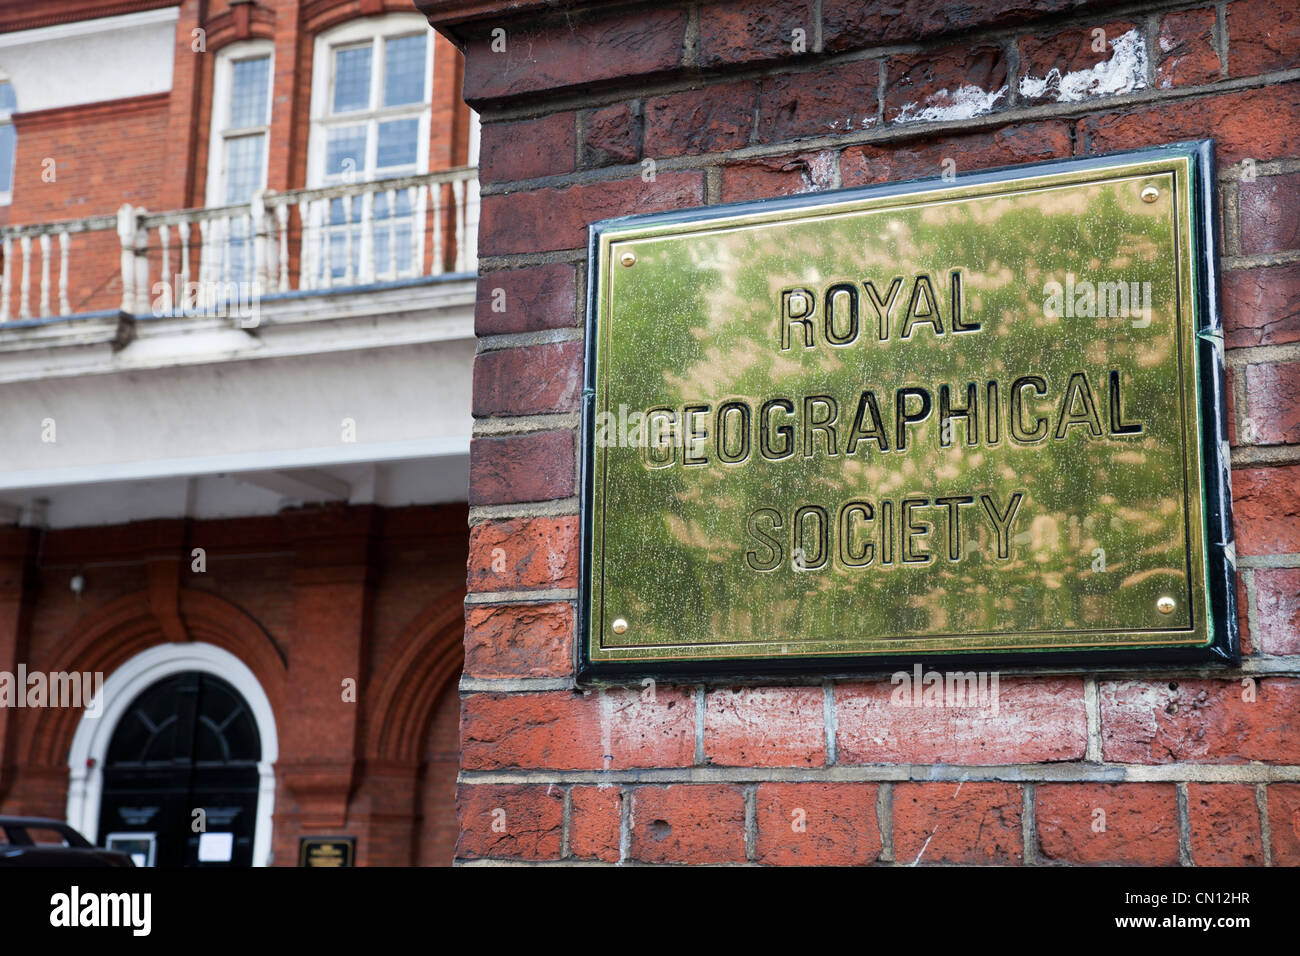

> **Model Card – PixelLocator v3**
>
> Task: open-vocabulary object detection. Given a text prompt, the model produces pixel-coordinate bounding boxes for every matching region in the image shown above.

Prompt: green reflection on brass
[588,156,1209,663]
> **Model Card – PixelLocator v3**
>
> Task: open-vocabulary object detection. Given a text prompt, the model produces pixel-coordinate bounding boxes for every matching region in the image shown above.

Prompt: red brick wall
[440,0,1300,865]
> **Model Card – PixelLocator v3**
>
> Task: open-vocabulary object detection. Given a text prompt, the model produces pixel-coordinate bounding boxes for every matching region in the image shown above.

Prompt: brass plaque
[299,837,355,867]
[580,145,1235,674]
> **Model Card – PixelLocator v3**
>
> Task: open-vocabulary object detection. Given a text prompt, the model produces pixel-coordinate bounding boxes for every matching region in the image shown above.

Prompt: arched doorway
[67,642,278,866]
[96,671,261,867]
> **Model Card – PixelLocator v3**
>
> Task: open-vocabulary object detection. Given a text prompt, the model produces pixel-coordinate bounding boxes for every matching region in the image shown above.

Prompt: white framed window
[0,79,17,205]
[205,40,274,208]
[307,14,434,283]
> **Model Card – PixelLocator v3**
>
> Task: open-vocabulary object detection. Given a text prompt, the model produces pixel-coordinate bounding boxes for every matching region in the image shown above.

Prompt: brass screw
[620,251,636,267]
[612,618,629,634]
[1141,185,1160,204]
[1157,596,1176,614]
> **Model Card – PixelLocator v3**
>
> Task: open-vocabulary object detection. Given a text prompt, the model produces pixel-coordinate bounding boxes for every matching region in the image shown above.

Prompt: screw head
[1141,185,1160,204]
[611,617,629,634]
[620,251,636,267]
[1157,596,1176,614]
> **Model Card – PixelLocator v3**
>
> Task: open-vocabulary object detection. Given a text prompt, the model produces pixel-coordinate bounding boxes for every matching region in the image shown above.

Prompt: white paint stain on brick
[799,152,836,192]
[894,83,1008,124]
[1019,28,1148,103]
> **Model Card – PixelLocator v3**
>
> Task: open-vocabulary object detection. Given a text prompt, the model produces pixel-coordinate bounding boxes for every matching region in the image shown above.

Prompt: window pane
[229,56,270,129]
[325,125,367,179]
[0,124,14,194]
[383,34,426,106]
[376,118,419,170]
[224,133,265,204]
[0,82,16,114]
[332,45,372,113]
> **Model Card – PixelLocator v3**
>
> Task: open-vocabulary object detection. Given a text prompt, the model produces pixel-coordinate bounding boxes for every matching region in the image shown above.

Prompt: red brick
[756,61,879,142]
[456,784,563,860]
[1255,568,1300,655]
[475,263,577,336]
[1243,362,1300,444]
[582,103,641,167]
[886,44,1008,124]
[1018,21,1144,104]
[461,687,695,770]
[1267,783,1300,864]
[842,121,1074,186]
[823,0,1072,51]
[893,782,1022,865]
[467,516,579,592]
[473,342,583,417]
[469,430,574,506]
[704,687,825,768]
[720,150,835,203]
[464,602,574,678]
[1226,365,1239,446]
[1082,85,1300,164]
[1099,678,1300,763]
[478,170,705,255]
[478,112,576,184]
[1222,262,1300,348]
[1234,464,1300,555]
[1187,784,1264,865]
[643,81,757,159]
[569,785,621,862]
[1228,0,1300,76]
[835,677,1087,764]
[629,785,746,863]
[461,9,688,103]
[755,783,881,865]
[697,0,815,69]
[1156,8,1221,88]
[1237,571,1253,655]
[1239,172,1300,256]
[1036,784,1180,865]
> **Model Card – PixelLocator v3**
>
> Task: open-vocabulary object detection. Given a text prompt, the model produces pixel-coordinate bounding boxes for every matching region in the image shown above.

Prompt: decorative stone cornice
[413,0,606,44]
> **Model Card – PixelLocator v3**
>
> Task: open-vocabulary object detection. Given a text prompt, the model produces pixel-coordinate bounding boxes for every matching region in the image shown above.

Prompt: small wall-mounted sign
[580,142,1235,677]
[299,836,355,867]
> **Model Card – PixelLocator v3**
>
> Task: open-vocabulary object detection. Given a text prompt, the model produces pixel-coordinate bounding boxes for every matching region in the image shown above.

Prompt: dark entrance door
[97,671,261,867]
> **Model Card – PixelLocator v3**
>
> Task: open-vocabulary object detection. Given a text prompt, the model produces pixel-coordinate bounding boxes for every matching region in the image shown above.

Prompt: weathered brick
[479,170,705,255]
[469,430,574,505]
[1239,171,1300,256]
[629,785,746,863]
[569,785,622,862]
[755,783,881,865]
[475,263,578,336]
[756,61,879,142]
[1099,678,1300,763]
[823,0,1072,51]
[720,151,835,203]
[842,121,1074,185]
[643,81,757,158]
[473,342,584,417]
[1082,85,1300,163]
[1222,262,1300,348]
[461,688,695,770]
[467,516,579,592]
[1036,784,1180,865]
[1156,8,1221,88]
[1234,464,1300,555]
[1228,0,1300,76]
[704,687,825,767]
[1243,362,1300,444]
[1018,21,1145,104]
[1255,568,1300,655]
[461,9,688,103]
[1237,571,1253,656]
[478,112,575,183]
[464,602,574,678]
[456,784,563,860]
[697,0,815,69]
[582,102,642,167]
[835,677,1087,764]
[1187,784,1264,865]
[1267,783,1300,864]
[886,44,1008,124]
[893,782,1023,865]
